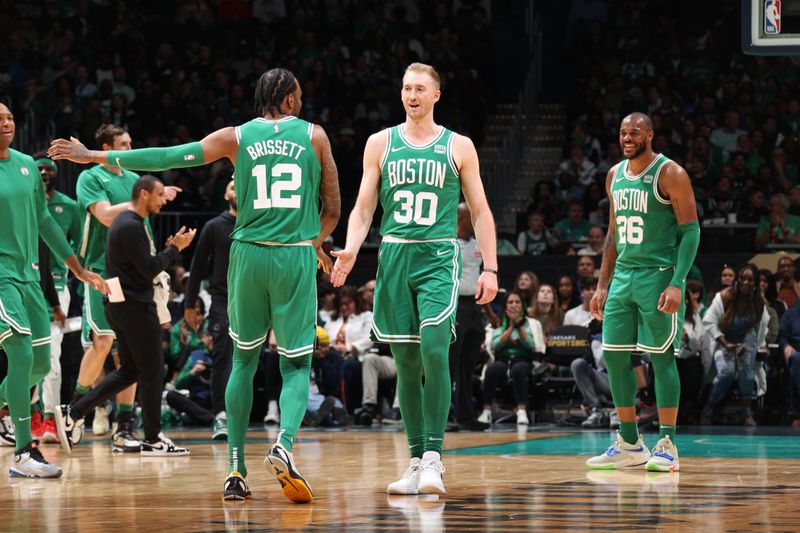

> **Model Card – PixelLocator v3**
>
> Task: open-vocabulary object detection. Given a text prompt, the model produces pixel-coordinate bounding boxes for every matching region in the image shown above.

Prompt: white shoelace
[421,460,445,474]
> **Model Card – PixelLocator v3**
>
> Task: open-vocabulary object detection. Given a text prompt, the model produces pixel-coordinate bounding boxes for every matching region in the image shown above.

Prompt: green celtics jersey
[610,154,678,269]
[379,125,460,240]
[232,116,321,244]
[47,190,81,287]
[76,164,142,271]
[0,149,56,282]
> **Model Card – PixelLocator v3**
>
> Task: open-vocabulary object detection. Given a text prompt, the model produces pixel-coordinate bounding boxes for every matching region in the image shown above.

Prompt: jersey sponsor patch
[434,145,446,155]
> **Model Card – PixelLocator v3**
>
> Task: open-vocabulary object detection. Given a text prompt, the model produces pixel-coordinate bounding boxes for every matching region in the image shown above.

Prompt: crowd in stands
[3,0,495,235]
[4,0,800,442]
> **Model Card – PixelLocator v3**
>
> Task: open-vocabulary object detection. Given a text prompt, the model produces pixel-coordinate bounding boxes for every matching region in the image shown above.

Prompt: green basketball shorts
[81,271,115,347]
[0,280,52,347]
[601,267,683,354]
[228,240,317,357]
[372,238,461,344]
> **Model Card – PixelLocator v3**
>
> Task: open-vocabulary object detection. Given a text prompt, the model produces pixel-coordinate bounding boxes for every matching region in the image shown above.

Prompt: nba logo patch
[765,0,781,34]
[55,206,63,214]
[20,167,29,176]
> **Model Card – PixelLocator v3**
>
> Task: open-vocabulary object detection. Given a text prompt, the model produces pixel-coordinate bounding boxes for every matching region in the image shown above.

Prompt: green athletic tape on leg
[225,345,261,478]
[602,350,638,409]
[650,352,680,409]
[392,343,424,458]
[107,142,205,172]
[669,221,700,290]
[420,323,451,454]
[76,384,91,395]
[277,355,312,452]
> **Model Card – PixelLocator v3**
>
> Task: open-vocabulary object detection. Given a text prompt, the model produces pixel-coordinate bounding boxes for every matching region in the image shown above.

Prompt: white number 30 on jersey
[252,163,301,209]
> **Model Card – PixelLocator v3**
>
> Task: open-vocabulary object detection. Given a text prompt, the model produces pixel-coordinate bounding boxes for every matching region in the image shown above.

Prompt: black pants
[208,305,232,415]
[449,296,484,422]
[482,359,533,407]
[166,390,214,425]
[72,300,165,442]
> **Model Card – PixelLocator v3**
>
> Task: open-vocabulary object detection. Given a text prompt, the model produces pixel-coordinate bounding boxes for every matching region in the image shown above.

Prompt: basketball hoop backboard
[742,0,800,55]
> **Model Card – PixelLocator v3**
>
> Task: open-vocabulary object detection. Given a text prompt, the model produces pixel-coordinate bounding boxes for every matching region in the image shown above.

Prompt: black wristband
[483,267,498,275]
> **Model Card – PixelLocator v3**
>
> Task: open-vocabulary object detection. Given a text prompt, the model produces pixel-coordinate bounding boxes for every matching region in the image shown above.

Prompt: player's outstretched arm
[48,128,239,171]
[590,167,618,321]
[457,134,498,305]
[311,124,341,274]
[330,131,384,287]
[657,162,700,314]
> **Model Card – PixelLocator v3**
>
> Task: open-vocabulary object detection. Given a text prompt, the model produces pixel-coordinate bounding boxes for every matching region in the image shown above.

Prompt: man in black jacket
[185,179,236,440]
[55,176,196,456]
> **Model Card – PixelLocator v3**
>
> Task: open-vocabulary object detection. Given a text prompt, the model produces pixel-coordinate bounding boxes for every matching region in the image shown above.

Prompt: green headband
[35,158,58,173]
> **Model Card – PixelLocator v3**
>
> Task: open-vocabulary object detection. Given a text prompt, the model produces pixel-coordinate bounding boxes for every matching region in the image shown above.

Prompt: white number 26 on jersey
[252,163,301,209]
[616,215,644,244]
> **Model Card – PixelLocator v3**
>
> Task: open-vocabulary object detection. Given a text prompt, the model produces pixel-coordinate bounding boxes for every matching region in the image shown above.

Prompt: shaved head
[619,112,654,161]
[622,112,653,132]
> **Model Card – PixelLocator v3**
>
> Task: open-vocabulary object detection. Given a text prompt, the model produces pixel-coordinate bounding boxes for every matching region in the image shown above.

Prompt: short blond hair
[404,63,441,90]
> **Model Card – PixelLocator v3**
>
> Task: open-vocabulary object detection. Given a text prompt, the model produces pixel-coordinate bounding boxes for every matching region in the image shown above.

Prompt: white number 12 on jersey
[252,163,301,209]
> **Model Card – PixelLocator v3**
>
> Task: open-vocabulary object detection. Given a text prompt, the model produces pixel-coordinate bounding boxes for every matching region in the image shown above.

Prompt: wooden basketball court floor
[3,425,800,532]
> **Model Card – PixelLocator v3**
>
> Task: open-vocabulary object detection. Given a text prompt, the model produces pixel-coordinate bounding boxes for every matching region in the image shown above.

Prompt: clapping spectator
[477,292,545,426]
[559,145,596,187]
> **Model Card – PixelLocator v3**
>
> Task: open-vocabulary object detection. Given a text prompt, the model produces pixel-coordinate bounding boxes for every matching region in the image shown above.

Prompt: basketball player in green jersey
[74,125,180,452]
[0,103,106,478]
[50,68,340,503]
[331,63,498,495]
[586,113,700,472]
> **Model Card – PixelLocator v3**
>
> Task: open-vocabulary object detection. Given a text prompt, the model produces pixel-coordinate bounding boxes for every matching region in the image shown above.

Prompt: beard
[228,198,238,211]
[622,140,648,160]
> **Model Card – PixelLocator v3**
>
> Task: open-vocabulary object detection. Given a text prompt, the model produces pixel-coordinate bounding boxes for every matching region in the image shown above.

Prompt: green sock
[659,424,676,443]
[225,344,261,477]
[76,383,91,396]
[277,355,312,452]
[619,421,639,446]
[2,334,35,452]
[391,342,424,458]
[420,323,452,454]
[118,403,133,413]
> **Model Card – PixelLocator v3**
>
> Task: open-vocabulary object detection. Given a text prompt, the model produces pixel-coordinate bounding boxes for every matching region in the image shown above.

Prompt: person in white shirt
[564,278,597,327]
[323,286,375,415]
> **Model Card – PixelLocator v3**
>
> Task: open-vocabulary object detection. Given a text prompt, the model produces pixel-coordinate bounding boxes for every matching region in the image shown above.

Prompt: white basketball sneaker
[585,431,651,470]
[387,457,421,495]
[477,409,491,424]
[645,435,680,472]
[93,405,110,435]
[417,451,446,495]
[10,442,62,478]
